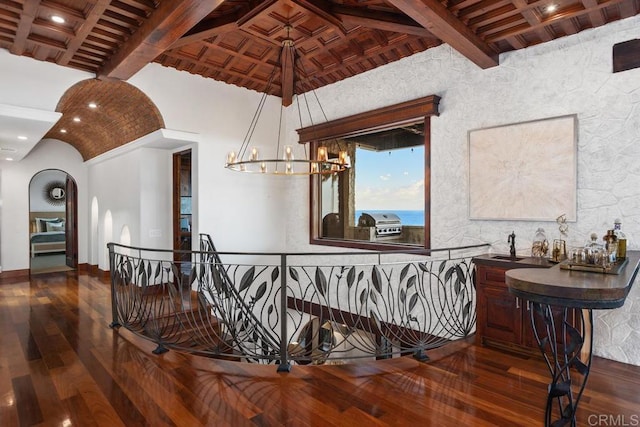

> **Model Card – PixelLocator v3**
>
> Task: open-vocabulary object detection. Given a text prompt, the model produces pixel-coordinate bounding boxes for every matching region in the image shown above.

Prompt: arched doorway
[29,169,78,274]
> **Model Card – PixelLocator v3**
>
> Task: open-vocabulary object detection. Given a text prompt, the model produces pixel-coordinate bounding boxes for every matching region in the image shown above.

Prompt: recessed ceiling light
[88,102,97,108]
[6,158,14,161]
[60,129,67,133]
[73,117,81,122]
[17,135,27,140]
[546,4,557,12]
[51,15,65,24]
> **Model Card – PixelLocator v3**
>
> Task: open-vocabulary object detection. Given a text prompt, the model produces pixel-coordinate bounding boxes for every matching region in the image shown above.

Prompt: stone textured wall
[285,15,640,364]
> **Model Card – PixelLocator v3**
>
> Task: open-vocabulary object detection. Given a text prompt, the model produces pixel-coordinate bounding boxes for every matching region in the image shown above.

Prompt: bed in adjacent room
[30,212,66,258]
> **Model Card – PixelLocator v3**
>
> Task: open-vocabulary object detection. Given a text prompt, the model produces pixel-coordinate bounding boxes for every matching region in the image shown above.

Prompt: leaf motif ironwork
[315,268,327,297]
[239,266,256,293]
[409,293,419,312]
[371,265,382,294]
[108,237,485,366]
[400,264,410,283]
[289,267,299,282]
[347,266,356,288]
[255,281,267,301]
[407,275,416,289]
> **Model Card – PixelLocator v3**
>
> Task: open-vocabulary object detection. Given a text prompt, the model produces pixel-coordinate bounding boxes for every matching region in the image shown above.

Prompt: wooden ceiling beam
[99,0,225,80]
[484,0,628,43]
[10,0,39,55]
[582,0,606,26]
[236,0,279,27]
[454,0,512,21]
[0,1,21,14]
[333,5,438,40]
[511,0,553,42]
[32,16,75,36]
[164,48,278,92]
[467,5,519,29]
[291,0,347,35]
[296,35,429,91]
[170,13,239,49]
[28,32,66,51]
[505,34,526,49]
[234,0,285,48]
[484,1,599,42]
[58,0,111,65]
[202,38,278,70]
[109,0,151,19]
[280,42,294,106]
[386,0,499,69]
[39,0,85,20]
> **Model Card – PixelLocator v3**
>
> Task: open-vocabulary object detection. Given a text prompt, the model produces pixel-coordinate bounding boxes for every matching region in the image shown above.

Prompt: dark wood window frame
[297,95,441,251]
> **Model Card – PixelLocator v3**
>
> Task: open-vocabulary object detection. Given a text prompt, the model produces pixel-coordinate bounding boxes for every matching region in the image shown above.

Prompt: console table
[505,251,639,427]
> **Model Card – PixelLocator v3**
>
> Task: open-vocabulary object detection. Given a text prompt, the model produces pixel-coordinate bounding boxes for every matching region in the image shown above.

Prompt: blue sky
[355,145,425,210]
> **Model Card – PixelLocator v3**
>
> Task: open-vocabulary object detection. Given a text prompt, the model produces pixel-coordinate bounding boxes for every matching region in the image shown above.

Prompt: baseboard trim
[98,269,110,282]
[0,268,30,282]
[88,264,99,276]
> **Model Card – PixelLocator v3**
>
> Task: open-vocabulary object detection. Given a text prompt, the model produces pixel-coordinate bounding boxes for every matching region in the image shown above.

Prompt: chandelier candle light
[224,25,350,176]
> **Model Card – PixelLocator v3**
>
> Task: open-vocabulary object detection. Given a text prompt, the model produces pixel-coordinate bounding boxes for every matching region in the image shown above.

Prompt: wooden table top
[505,251,640,309]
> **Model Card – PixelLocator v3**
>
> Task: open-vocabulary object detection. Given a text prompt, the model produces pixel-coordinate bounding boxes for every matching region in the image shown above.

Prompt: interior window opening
[317,122,426,248]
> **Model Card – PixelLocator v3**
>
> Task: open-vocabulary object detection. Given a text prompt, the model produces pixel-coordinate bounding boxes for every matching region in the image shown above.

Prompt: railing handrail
[108,240,490,259]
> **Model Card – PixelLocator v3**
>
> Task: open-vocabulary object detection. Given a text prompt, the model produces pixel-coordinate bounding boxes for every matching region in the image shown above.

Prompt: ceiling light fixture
[17,135,27,140]
[546,4,557,12]
[73,117,81,122]
[60,129,67,133]
[88,102,97,108]
[51,15,65,24]
[5,158,14,161]
[225,25,350,176]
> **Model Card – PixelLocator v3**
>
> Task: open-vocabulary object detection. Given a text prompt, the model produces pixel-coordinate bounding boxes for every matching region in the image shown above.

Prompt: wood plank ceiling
[2,0,639,100]
[0,0,638,158]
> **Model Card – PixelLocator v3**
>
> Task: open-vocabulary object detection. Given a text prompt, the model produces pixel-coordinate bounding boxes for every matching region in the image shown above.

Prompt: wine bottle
[614,219,627,259]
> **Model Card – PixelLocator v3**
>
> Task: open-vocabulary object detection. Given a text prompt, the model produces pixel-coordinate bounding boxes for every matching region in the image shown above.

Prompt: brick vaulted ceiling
[1,0,639,159]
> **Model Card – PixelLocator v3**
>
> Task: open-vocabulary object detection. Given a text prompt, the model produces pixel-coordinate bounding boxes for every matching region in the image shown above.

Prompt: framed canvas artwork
[468,115,577,221]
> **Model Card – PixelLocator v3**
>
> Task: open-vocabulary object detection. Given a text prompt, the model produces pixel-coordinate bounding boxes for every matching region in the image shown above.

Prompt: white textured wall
[0,49,89,111]
[283,16,640,364]
[138,148,172,250]
[128,64,292,253]
[89,146,174,265]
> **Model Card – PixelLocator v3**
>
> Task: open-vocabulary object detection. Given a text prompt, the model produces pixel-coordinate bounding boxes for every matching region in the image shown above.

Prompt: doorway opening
[173,150,192,263]
[29,169,78,274]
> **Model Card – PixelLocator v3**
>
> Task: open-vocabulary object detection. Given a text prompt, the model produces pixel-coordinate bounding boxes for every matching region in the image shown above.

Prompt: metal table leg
[529,302,594,427]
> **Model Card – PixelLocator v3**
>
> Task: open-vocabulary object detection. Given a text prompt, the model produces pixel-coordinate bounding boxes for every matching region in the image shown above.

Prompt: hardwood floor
[1,272,639,426]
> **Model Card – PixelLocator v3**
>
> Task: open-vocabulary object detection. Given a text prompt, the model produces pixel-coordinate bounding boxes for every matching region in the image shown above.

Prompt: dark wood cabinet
[475,260,580,353]
[475,263,529,351]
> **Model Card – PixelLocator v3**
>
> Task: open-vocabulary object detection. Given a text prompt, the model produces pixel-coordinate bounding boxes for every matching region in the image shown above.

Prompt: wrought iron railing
[108,236,489,370]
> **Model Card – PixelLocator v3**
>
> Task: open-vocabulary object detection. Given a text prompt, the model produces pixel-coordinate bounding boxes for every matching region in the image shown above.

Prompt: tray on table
[559,257,628,274]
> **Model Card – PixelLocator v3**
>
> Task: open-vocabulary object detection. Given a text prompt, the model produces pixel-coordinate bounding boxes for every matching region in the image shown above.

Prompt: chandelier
[224,26,350,175]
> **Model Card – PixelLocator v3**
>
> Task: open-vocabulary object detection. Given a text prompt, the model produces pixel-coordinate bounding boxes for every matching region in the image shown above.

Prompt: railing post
[277,253,291,372]
[107,243,121,329]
